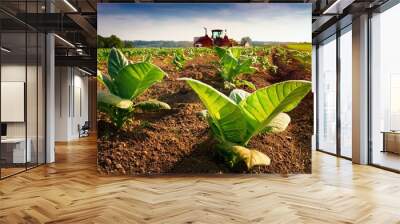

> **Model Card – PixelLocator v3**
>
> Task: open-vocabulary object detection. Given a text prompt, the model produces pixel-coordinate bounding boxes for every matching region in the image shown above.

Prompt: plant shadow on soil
[97,48,312,175]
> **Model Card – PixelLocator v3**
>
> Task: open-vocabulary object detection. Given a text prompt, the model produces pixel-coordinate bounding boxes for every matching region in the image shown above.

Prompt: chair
[78,121,90,138]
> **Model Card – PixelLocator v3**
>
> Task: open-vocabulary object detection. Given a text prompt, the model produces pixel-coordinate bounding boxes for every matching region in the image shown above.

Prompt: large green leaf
[180,78,247,144]
[239,80,311,143]
[97,91,133,109]
[114,62,166,100]
[108,48,129,79]
[215,47,227,58]
[97,70,118,95]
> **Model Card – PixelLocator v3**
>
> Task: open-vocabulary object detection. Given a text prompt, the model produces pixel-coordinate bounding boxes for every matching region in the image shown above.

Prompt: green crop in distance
[285,43,312,52]
[98,48,170,129]
[180,78,311,170]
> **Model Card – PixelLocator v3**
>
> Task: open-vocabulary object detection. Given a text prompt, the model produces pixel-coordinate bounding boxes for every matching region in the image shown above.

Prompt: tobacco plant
[98,48,170,128]
[258,56,278,75]
[172,49,189,71]
[143,53,153,63]
[180,78,311,170]
[215,47,257,90]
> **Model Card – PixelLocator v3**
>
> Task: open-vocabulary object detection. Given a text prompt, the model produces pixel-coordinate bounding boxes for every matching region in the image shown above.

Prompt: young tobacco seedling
[98,48,170,129]
[180,78,311,170]
[172,49,189,71]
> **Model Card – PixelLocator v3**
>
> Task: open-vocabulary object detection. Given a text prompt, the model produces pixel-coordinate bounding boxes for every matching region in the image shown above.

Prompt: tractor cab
[212,29,225,46]
[211,29,223,39]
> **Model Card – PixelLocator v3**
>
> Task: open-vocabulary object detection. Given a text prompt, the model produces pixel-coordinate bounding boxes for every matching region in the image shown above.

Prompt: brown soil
[97,49,313,175]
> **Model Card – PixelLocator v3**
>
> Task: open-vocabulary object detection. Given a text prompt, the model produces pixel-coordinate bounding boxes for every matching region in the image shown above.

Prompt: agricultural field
[285,43,312,52]
[97,44,313,175]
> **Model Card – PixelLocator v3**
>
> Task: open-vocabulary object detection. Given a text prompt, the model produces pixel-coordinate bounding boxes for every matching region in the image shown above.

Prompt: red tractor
[194,28,232,48]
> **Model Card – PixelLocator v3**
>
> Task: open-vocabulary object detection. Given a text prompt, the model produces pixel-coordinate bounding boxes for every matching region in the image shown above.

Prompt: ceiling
[311,0,389,42]
[0,0,97,74]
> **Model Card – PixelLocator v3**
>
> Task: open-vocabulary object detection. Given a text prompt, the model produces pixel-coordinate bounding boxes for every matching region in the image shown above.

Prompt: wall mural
[97,3,313,175]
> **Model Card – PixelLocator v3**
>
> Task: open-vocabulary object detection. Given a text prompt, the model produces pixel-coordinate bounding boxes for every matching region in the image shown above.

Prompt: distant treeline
[97,35,192,48]
[97,35,134,48]
[98,34,310,48]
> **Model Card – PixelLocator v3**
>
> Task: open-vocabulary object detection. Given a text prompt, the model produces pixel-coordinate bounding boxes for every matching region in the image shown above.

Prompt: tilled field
[97,46,313,175]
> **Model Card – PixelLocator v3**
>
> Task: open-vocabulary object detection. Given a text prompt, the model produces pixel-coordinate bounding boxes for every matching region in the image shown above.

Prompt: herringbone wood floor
[1,136,400,224]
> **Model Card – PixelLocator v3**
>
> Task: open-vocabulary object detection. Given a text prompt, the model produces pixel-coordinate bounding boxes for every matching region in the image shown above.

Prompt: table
[381,131,400,154]
[1,138,31,163]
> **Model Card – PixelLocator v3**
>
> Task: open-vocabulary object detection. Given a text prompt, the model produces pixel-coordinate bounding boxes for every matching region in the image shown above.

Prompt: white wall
[54,67,89,141]
[55,66,70,141]
[1,63,46,164]
[1,65,29,138]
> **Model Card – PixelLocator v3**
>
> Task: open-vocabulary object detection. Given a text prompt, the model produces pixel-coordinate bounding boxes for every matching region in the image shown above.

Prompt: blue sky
[98,3,311,42]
